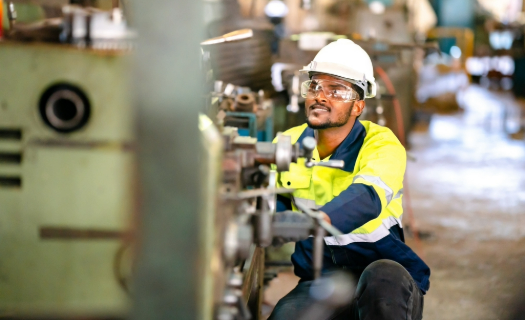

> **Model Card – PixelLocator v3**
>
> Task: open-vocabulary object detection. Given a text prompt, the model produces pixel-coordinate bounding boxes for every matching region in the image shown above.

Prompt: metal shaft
[313,224,326,280]
[7,2,16,29]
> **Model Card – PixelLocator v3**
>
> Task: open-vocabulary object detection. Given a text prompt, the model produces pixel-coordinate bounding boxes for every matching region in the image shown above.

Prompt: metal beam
[130,0,203,319]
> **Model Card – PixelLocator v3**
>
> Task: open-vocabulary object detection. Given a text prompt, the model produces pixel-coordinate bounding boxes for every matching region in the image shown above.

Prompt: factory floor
[263,85,525,319]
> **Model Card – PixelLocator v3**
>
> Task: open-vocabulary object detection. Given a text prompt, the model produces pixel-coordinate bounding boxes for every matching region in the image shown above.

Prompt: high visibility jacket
[275,120,430,293]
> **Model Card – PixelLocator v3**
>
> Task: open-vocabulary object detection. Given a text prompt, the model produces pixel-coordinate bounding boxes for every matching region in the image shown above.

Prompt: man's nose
[315,88,328,103]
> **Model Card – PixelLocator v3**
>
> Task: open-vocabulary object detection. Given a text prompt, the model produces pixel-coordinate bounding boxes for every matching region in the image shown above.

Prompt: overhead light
[265,0,289,18]
[450,46,462,59]
[369,1,386,15]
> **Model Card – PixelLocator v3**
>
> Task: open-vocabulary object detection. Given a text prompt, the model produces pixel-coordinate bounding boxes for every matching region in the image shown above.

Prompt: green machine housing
[0,41,133,316]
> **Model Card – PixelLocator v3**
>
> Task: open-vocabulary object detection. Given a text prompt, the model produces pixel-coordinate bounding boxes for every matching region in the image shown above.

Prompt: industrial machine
[0,2,134,317]
[199,110,345,319]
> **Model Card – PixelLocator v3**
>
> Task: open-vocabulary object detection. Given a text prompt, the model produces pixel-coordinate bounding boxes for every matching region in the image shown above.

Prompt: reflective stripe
[393,188,403,200]
[383,215,403,229]
[324,216,402,246]
[353,174,394,204]
[293,197,322,210]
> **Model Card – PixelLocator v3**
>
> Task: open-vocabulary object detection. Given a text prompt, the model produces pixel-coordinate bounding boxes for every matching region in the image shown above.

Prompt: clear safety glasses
[300,79,360,102]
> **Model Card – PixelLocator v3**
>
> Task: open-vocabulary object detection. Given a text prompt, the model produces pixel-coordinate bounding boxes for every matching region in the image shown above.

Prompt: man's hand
[320,211,331,225]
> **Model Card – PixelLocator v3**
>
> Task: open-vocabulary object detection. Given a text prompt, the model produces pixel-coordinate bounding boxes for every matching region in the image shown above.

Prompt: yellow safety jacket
[275,120,430,292]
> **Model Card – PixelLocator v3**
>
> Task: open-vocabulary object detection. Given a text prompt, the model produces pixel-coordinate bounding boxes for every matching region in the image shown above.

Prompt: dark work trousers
[268,259,424,320]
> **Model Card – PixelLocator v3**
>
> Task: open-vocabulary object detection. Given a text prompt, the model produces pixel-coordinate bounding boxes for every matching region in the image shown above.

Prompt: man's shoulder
[273,124,309,143]
[360,120,402,146]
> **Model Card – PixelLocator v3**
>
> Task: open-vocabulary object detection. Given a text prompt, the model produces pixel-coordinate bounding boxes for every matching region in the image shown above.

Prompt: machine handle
[301,137,345,169]
[305,160,344,169]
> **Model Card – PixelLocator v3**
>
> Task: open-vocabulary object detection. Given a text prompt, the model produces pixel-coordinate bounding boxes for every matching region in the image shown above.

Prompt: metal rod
[313,224,325,280]
[7,2,16,30]
[294,201,343,237]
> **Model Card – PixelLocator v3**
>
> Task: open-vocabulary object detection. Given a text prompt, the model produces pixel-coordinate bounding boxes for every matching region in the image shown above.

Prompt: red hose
[374,66,406,146]
[374,66,425,259]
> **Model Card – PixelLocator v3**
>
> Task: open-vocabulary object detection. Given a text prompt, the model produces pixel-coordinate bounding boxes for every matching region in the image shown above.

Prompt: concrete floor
[264,85,525,319]
[407,86,525,320]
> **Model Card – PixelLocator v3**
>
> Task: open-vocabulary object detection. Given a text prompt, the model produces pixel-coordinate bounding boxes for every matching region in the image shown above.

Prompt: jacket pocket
[280,171,311,189]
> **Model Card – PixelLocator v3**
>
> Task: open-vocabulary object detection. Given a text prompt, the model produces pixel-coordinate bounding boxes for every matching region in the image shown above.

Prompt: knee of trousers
[356,259,414,298]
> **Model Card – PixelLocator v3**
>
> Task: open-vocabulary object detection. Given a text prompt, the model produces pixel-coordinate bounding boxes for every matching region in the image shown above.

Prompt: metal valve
[302,137,344,169]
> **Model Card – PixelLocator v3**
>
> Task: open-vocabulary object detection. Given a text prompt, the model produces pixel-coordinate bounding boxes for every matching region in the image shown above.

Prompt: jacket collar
[297,120,366,172]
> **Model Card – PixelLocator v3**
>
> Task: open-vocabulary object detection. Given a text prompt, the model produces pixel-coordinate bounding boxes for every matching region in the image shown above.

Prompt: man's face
[305,74,362,130]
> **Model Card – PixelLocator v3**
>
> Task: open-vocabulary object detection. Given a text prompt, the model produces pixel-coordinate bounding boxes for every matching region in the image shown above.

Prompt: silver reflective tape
[293,197,322,210]
[353,175,394,204]
[393,188,403,200]
[384,215,403,229]
[324,216,402,246]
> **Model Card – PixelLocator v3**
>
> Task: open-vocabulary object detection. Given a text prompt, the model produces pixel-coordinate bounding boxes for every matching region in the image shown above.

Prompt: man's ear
[351,100,365,117]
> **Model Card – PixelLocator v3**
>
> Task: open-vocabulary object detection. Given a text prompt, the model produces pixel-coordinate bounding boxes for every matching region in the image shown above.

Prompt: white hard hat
[301,39,377,99]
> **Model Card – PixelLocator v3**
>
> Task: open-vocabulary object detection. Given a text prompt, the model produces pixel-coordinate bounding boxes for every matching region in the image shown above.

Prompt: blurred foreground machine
[0,2,133,317]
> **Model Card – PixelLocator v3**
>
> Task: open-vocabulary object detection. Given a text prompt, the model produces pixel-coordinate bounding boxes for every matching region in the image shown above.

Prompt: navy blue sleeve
[276,194,292,212]
[319,184,381,234]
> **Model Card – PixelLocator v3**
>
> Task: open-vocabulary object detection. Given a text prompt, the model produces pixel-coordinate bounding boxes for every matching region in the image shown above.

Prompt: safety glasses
[300,79,360,102]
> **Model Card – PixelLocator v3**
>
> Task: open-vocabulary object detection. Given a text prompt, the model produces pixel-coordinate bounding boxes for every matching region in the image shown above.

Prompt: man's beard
[306,102,354,129]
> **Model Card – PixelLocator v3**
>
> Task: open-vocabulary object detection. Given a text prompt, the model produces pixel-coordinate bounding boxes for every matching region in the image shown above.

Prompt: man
[269,39,430,320]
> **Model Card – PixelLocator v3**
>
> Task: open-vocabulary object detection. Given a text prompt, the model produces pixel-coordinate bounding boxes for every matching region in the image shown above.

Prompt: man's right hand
[319,211,331,225]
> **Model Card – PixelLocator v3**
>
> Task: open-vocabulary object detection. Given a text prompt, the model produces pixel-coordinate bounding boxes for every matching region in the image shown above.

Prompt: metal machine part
[39,84,91,133]
[215,126,303,319]
[212,83,274,142]
[201,28,254,46]
[292,200,343,281]
[302,136,344,169]
[61,6,135,49]
[215,124,347,319]
[4,3,134,49]
[8,2,17,29]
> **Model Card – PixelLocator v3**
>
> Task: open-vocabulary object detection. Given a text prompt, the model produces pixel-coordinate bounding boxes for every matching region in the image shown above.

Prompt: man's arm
[319,136,406,234]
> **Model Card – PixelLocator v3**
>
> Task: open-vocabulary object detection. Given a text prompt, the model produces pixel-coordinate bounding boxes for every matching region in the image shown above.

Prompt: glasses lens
[323,82,354,101]
[301,80,358,101]
[301,80,316,98]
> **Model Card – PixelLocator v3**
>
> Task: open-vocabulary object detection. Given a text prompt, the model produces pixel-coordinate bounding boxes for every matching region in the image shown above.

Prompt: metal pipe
[130,0,203,319]
[7,2,16,30]
[313,224,325,280]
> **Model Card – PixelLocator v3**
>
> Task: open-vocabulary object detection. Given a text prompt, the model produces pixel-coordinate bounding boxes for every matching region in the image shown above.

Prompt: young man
[269,39,430,320]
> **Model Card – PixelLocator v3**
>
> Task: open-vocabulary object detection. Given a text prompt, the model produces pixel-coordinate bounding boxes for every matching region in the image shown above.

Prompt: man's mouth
[309,104,330,113]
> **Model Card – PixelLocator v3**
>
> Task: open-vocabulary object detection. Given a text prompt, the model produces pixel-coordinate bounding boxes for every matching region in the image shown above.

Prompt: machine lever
[294,201,343,237]
[305,160,344,169]
[301,137,345,169]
